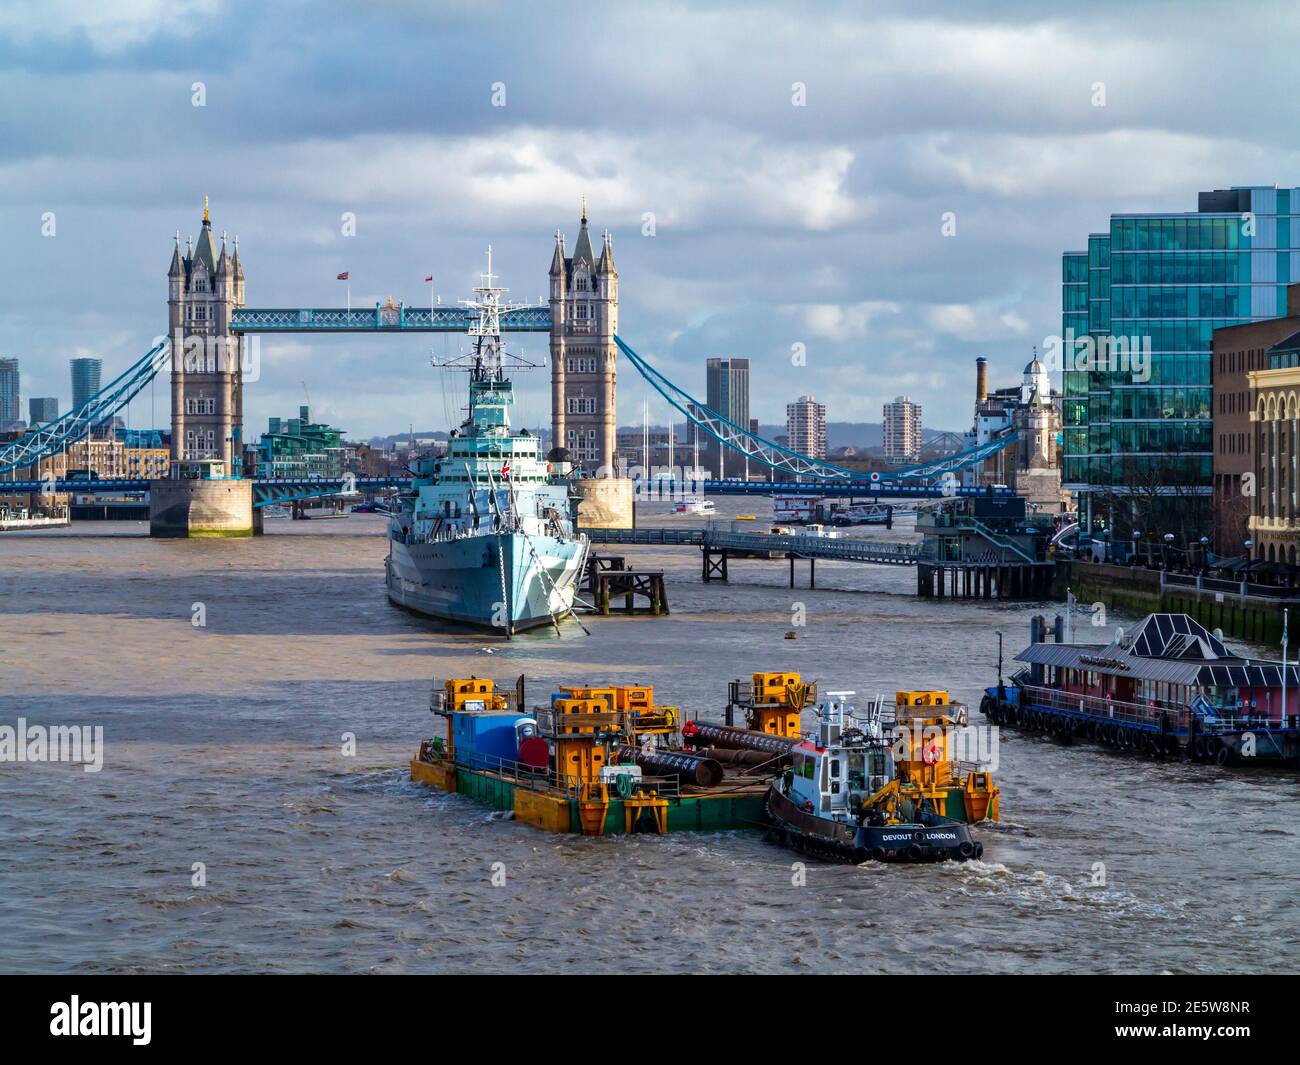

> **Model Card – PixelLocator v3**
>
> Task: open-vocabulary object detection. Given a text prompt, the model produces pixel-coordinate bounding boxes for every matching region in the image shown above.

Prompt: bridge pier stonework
[149,477,254,537]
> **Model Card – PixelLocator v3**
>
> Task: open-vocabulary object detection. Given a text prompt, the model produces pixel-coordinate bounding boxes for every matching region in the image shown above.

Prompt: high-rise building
[0,358,18,429]
[549,203,618,473]
[70,357,101,409]
[882,395,922,463]
[704,357,750,478]
[785,394,827,460]
[1062,186,1300,538]
[29,397,59,426]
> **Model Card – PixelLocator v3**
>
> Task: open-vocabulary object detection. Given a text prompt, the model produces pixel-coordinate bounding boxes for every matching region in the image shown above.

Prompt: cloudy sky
[3,0,1299,439]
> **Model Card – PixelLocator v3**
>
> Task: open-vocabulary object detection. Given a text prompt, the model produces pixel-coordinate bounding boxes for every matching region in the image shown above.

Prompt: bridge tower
[549,201,618,473]
[151,199,255,537]
[167,198,246,473]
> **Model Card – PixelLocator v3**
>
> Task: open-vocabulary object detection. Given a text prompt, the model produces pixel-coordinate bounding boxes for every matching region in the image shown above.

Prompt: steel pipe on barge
[680,721,798,761]
[614,746,724,788]
[702,746,784,770]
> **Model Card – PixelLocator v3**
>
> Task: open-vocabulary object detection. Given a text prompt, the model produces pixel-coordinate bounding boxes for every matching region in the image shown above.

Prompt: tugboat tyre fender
[870,847,886,862]
[906,844,924,862]
[958,841,975,859]
[1215,745,1232,766]
[974,842,984,858]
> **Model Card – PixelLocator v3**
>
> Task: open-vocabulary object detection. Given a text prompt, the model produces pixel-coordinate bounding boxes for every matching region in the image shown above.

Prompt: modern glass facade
[256,405,348,478]
[29,397,59,425]
[0,358,18,428]
[704,357,750,478]
[70,357,102,409]
[1062,187,1300,536]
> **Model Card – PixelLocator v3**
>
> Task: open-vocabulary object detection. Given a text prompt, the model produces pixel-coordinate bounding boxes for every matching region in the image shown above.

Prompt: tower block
[549,201,632,528]
[150,199,254,537]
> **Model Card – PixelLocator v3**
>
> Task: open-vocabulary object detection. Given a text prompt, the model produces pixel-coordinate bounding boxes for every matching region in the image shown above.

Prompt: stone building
[549,203,618,473]
[964,355,1066,510]
[1212,284,1300,555]
[1247,328,1300,564]
[153,200,254,537]
[1010,359,1065,509]
[167,198,247,475]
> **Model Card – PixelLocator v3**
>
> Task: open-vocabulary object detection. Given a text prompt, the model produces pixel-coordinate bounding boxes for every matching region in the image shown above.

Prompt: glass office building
[70,357,102,409]
[29,397,59,425]
[0,358,18,429]
[1062,187,1300,537]
[704,357,750,479]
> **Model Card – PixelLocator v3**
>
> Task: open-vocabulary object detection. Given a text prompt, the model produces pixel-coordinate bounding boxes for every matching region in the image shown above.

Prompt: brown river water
[1,503,1297,974]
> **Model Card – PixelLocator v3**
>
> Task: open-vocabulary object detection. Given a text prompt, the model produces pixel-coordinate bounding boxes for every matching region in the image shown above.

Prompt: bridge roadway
[229,305,551,332]
[583,526,923,565]
[4,476,1010,505]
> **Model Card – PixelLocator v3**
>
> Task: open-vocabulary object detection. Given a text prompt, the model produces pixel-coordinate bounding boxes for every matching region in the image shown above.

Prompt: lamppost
[1162,532,1174,570]
[1133,529,1143,567]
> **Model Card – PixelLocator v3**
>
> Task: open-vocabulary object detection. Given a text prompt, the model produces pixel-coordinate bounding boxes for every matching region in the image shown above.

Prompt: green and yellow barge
[411,672,1000,842]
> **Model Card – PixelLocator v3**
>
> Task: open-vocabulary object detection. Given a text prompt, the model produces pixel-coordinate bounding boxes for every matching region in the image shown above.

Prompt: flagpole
[347,280,351,315]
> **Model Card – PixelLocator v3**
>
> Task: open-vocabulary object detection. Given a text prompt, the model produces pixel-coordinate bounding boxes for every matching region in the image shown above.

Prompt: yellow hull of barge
[411,756,765,836]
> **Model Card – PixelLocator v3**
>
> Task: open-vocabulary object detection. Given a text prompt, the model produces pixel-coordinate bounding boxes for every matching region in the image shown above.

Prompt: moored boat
[983,612,1300,766]
[385,250,588,635]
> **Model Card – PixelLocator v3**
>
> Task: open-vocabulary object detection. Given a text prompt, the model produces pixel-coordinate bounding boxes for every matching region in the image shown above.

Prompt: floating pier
[917,561,1055,599]
[985,612,1300,767]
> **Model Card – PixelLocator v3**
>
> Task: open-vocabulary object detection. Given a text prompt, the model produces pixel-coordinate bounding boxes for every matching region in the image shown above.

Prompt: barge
[411,671,1001,856]
[982,612,1300,766]
[410,674,798,835]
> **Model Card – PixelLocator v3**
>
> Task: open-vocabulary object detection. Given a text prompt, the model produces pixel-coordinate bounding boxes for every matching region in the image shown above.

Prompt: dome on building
[1021,351,1051,405]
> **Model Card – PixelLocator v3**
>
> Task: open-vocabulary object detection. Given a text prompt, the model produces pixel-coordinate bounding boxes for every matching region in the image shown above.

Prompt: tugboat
[765,690,997,863]
[386,250,588,635]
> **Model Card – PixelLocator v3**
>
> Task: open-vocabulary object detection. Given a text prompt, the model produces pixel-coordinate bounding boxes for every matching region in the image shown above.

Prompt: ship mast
[464,245,511,383]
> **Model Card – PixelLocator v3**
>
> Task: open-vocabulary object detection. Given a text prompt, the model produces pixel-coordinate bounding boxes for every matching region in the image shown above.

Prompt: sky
[3,0,1300,440]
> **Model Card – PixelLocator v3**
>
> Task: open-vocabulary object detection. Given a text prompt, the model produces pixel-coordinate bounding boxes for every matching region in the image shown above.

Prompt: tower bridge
[1,199,1017,537]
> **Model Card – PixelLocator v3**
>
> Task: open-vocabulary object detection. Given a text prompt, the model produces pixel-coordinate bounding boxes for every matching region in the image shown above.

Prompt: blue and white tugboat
[386,250,588,635]
[765,692,991,863]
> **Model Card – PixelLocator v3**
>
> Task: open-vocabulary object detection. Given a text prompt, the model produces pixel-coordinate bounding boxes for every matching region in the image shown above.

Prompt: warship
[386,250,588,634]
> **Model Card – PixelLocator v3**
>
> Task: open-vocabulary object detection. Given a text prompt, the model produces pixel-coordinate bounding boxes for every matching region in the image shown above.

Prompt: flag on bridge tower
[501,462,511,479]
[336,272,349,280]
[424,275,433,283]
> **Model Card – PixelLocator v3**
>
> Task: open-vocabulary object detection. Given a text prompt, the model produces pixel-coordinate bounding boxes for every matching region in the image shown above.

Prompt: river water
[1,504,1297,974]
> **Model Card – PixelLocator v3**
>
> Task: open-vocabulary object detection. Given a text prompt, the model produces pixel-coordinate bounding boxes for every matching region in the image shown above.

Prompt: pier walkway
[583,527,921,563]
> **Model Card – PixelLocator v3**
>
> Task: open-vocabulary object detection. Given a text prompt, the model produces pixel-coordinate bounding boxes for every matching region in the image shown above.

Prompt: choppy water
[2,504,1297,974]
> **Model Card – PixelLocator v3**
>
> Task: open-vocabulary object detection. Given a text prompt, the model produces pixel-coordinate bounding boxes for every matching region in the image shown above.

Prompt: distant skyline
[4,1,1300,437]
